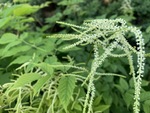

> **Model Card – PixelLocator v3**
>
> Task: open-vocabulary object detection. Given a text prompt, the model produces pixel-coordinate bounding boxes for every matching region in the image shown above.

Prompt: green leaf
[8,73,41,91]
[44,56,69,72]
[145,100,150,105]
[143,103,150,113]
[119,78,129,91]
[0,6,16,17]
[94,95,102,106]
[58,0,84,5]
[33,74,53,96]
[21,17,35,23]
[58,76,76,110]
[102,92,112,104]
[40,39,55,53]
[0,17,11,29]
[94,105,110,112]
[141,80,149,86]
[118,64,128,75]
[8,56,31,67]
[0,72,11,85]
[2,45,31,58]
[73,102,82,111]
[45,56,58,64]
[37,62,54,75]
[13,4,40,16]
[129,78,134,88]
[123,91,134,108]
[13,0,30,3]
[46,12,62,23]
[114,84,124,94]
[0,33,18,44]
[140,92,150,102]
[1,40,21,55]
[146,26,150,33]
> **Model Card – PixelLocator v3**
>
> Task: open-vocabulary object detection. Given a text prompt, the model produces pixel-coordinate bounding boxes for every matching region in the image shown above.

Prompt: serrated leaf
[2,45,31,58]
[8,56,31,67]
[37,62,54,75]
[45,56,57,64]
[39,39,55,53]
[58,76,76,110]
[0,33,18,44]
[2,40,21,55]
[8,73,41,91]
[119,78,128,91]
[33,74,53,96]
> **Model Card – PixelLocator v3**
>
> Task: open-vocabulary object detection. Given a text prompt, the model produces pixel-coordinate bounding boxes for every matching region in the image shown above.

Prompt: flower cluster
[127,26,145,113]
[50,18,145,113]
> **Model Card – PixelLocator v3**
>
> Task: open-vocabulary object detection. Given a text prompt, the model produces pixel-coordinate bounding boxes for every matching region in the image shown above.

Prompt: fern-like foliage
[48,18,145,113]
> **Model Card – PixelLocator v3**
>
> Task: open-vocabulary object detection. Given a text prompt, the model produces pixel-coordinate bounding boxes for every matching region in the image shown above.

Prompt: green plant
[49,18,145,113]
[1,1,150,113]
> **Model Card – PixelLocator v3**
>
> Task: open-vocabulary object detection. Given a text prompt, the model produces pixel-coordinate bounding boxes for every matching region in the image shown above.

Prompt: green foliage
[7,73,41,91]
[32,73,52,96]
[0,33,17,44]
[49,18,145,113]
[0,0,150,113]
[58,76,76,111]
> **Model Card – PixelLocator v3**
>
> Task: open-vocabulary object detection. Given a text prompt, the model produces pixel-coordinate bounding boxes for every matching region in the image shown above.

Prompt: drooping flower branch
[48,18,145,113]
